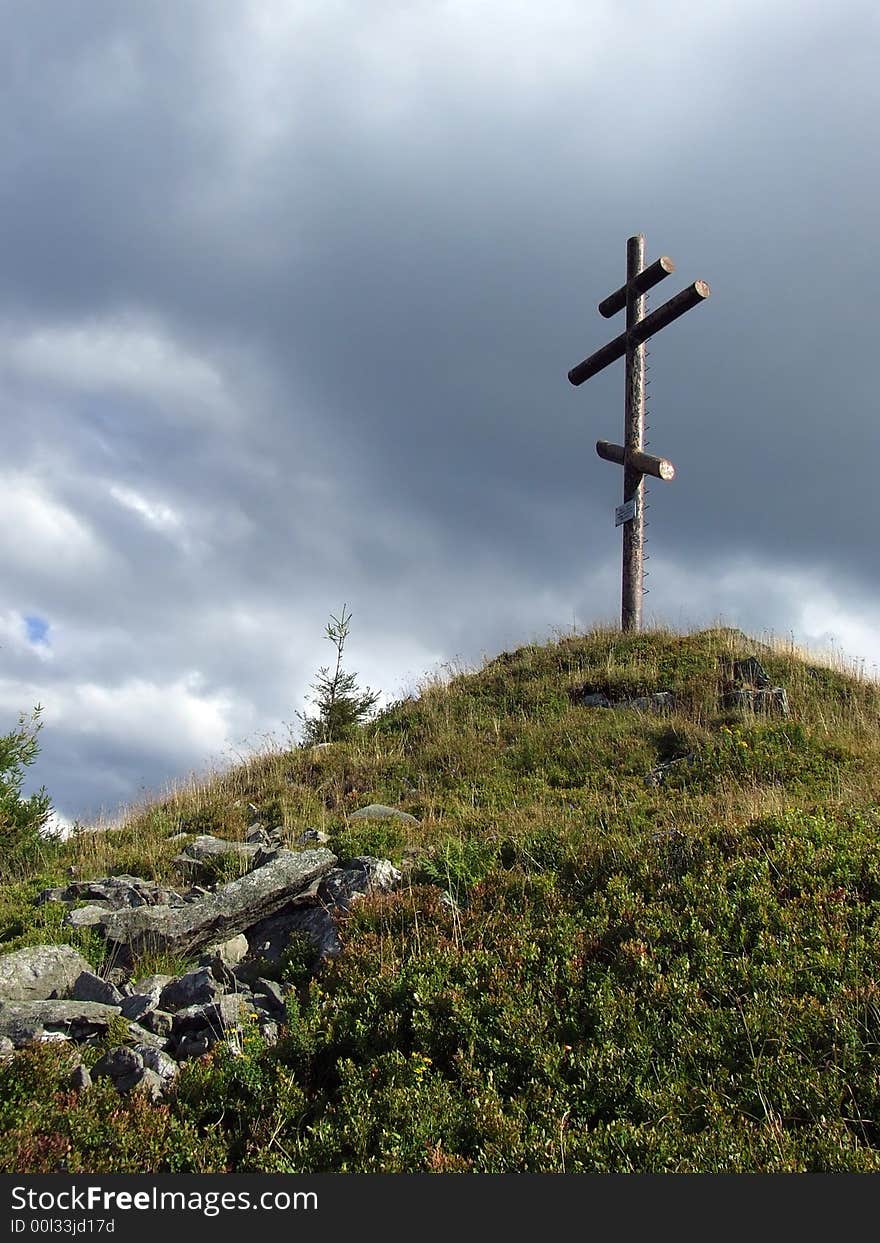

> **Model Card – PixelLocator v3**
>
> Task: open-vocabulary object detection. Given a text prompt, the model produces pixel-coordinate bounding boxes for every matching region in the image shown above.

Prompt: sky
[2,0,879,829]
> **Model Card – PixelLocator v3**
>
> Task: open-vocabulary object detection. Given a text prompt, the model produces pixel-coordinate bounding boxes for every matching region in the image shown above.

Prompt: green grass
[4,624,880,1171]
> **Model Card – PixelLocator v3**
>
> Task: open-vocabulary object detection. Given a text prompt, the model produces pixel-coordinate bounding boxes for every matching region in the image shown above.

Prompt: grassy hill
[4,624,880,1172]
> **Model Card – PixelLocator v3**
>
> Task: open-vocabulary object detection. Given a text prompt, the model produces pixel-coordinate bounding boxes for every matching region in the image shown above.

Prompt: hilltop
[3,624,880,1172]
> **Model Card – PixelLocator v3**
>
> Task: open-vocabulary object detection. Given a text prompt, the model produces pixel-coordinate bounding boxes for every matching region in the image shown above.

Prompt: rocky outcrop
[724,655,789,716]
[40,876,187,910]
[99,848,337,960]
[0,944,95,1002]
[349,804,419,824]
[724,686,790,715]
[0,847,403,1103]
[318,857,403,911]
[0,999,159,1049]
[573,687,675,713]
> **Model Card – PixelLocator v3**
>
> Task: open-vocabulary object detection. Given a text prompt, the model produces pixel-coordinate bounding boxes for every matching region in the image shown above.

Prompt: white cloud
[2,316,236,425]
[108,484,182,534]
[0,474,108,576]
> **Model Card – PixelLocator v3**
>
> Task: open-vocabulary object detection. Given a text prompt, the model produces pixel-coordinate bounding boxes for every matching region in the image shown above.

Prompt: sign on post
[615,498,637,527]
[567,234,711,631]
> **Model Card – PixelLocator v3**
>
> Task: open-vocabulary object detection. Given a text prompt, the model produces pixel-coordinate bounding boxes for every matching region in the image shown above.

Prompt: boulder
[70,971,124,1007]
[0,999,122,1048]
[69,1064,92,1091]
[141,1010,173,1039]
[619,692,675,713]
[0,944,94,1002]
[348,804,419,824]
[200,933,249,969]
[724,687,789,716]
[734,656,772,688]
[158,967,222,1012]
[297,828,330,846]
[65,905,113,929]
[92,1046,166,1099]
[319,857,403,910]
[577,691,612,708]
[98,848,337,960]
[0,1000,167,1051]
[52,876,186,910]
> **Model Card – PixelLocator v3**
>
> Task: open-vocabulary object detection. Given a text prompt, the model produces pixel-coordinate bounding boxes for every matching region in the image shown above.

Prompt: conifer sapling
[299,605,380,745]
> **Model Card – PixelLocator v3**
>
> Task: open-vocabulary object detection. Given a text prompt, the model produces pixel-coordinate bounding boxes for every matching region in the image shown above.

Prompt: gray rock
[619,692,676,713]
[0,999,124,1049]
[121,975,169,1021]
[159,968,222,1012]
[120,993,157,1023]
[99,848,337,960]
[135,1045,178,1082]
[0,944,94,1002]
[257,1019,279,1045]
[252,978,285,1016]
[348,804,419,824]
[174,1031,214,1060]
[734,657,772,688]
[59,876,187,910]
[141,1009,173,1039]
[69,1064,92,1091]
[578,691,612,708]
[36,888,67,906]
[136,1067,166,1101]
[297,828,330,846]
[319,857,403,910]
[65,904,113,929]
[0,1035,15,1060]
[70,971,124,1007]
[92,1045,144,1088]
[200,933,249,969]
[246,825,270,844]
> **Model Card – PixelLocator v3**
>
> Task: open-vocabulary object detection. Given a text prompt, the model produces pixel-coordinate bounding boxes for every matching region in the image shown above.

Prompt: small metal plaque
[615,498,637,527]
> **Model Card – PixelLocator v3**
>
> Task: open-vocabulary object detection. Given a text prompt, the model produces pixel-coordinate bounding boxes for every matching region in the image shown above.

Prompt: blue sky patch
[24,614,49,644]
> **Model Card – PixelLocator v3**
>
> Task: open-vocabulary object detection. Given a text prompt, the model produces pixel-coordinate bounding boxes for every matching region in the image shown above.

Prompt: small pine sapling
[299,605,380,745]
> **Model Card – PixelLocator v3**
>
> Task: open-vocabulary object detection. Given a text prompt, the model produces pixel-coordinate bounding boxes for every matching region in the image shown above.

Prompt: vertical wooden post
[622,234,646,631]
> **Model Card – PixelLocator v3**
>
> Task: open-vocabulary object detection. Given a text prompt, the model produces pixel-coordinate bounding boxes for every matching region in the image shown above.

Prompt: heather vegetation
[4,625,880,1171]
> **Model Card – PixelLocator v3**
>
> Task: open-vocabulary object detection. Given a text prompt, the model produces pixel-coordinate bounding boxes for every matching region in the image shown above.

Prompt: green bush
[0,706,54,874]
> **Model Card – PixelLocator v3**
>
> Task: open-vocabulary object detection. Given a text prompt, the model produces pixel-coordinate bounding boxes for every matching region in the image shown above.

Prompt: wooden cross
[567,234,710,631]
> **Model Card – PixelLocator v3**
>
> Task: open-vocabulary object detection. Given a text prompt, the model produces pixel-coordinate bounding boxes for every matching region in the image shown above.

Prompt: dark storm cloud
[1,0,878,821]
